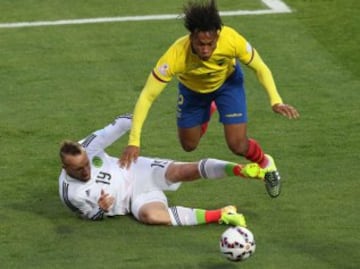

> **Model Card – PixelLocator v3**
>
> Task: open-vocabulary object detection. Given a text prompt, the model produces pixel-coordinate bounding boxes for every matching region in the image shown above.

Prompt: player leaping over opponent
[120,0,299,198]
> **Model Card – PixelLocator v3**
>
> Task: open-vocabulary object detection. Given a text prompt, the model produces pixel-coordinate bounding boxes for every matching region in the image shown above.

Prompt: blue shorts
[177,63,247,128]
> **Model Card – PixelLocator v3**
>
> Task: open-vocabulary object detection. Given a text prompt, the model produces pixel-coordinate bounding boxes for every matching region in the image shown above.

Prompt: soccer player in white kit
[59,114,268,226]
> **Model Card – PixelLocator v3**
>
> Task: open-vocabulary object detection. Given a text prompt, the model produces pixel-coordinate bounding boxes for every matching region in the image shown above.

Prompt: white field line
[0,0,291,29]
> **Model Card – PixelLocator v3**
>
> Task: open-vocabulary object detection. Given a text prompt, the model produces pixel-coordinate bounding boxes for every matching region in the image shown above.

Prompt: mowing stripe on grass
[0,0,291,29]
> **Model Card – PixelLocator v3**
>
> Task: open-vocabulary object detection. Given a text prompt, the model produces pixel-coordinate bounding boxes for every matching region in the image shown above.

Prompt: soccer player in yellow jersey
[120,0,299,198]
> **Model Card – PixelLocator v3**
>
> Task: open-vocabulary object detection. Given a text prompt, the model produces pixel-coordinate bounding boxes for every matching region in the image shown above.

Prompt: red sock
[200,123,208,137]
[245,138,267,168]
[200,101,217,137]
[204,209,222,223]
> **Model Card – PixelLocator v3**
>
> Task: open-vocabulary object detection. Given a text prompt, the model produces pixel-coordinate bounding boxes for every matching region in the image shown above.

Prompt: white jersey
[59,114,133,220]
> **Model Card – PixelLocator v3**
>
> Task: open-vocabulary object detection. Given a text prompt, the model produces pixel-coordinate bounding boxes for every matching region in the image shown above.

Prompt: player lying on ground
[59,114,271,226]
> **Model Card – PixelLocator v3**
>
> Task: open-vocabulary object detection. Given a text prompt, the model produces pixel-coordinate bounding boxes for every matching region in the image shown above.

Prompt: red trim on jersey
[245,48,255,65]
[152,70,168,83]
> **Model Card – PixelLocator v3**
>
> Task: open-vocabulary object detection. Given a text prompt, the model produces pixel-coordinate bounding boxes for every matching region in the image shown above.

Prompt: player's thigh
[177,83,213,128]
[216,89,247,124]
[131,191,170,224]
[215,68,247,125]
[130,157,181,195]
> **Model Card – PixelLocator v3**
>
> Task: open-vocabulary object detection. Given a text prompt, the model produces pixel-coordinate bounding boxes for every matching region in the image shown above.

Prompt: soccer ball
[219,226,256,262]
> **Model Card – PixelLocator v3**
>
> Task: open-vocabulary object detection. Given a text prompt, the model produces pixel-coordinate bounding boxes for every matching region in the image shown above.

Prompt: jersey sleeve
[127,41,182,146]
[226,27,283,106]
[72,194,105,220]
[247,49,283,106]
[225,27,254,64]
[76,199,105,220]
[81,114,132,154]
[152,40,180,82]
[128,73,167,146]
[60,179,105,221]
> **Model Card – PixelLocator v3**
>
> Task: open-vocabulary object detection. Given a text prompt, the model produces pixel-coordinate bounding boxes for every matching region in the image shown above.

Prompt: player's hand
[272,103,300,119]
[119,145,140,169]
[98,189,115,212]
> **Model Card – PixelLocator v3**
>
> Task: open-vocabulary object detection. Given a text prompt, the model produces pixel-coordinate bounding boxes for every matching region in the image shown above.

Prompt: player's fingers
[274,106,289,118]
[99,194,109,203]
[119,153,130,168]
[126,151,139,168]
[119,147,138,169]
[104,196,115,209]
[283,108,294,119]
[109,196,115,204]
[119,156,125,168]
[292,108,300,118]
[279,105,299,119]
[122,154,133,169]
[287,106,299,119]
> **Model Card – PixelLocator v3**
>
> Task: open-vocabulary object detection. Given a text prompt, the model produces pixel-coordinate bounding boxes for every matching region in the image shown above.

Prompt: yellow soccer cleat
[219,205,247,227]
[241,163,266,180]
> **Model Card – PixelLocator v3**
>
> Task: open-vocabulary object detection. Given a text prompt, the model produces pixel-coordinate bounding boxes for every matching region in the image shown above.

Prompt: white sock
[198,158,228,179]
[168,206,197,226]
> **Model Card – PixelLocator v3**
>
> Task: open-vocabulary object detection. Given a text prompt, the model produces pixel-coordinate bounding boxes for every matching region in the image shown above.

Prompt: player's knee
[138,211,157,224]
[138,209,170,225]
[178,129,201,152]
[180,142,198,152]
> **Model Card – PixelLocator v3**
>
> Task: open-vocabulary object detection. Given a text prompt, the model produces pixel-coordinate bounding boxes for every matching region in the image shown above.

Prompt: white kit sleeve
[75,196,106,221]
[81,114,132,154]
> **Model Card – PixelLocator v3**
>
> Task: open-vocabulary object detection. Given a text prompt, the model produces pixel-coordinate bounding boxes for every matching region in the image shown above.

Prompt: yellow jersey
[153,26,253,93]
[127,26,283,146]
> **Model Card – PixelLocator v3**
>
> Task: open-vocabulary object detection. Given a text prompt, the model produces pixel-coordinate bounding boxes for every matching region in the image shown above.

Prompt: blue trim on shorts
[177,62,247,128]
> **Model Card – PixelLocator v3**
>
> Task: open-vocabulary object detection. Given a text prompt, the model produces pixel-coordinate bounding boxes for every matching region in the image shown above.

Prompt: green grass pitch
[0,0,359,268]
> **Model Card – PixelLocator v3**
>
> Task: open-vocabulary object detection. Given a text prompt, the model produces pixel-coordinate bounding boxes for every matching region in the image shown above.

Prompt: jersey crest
[92,156,103,168]
[158,63,169,76]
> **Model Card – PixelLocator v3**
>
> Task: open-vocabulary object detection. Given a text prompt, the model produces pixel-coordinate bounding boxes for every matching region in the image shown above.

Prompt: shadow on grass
[198,262,240,269]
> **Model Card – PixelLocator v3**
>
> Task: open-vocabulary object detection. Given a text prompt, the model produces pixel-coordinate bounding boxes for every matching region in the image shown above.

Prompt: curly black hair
[183,0,223,33]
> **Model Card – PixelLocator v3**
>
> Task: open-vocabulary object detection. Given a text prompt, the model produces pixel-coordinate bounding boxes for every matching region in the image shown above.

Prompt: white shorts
[128,157,181,219]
